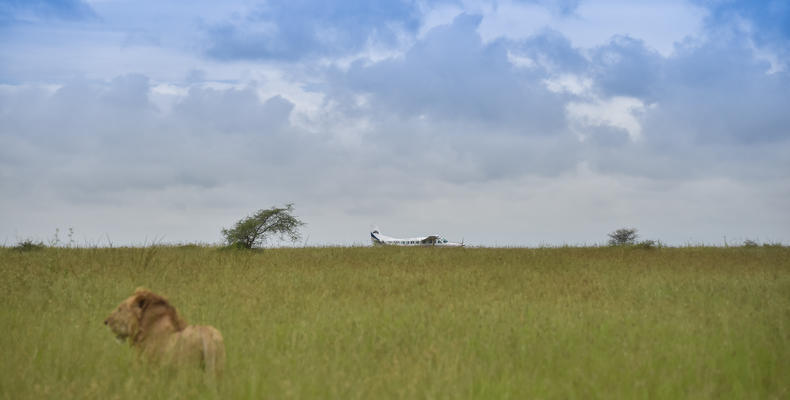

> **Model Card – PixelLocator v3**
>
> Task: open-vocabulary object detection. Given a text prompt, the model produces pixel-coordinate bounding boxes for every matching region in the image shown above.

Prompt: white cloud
[506,51,537,68]
[567,96,649,141]
[543,73,592,95]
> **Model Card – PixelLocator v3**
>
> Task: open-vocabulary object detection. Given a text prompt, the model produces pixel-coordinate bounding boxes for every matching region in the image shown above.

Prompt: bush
[221,241,255,251]
[743,239,759,248]
[13,239,46,252]
[634,240,658,249]
[608,228,638,246]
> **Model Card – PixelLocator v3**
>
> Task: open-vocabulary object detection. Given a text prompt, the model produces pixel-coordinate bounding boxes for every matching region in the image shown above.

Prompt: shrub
[635,240,658,249]
[743,239,759,248]
[221,241,254,251]
[608,228,638,246]
[13,239,46,252]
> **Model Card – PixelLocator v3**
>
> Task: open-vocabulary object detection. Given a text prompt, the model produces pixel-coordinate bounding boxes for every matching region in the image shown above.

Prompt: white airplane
[370,229,464,247]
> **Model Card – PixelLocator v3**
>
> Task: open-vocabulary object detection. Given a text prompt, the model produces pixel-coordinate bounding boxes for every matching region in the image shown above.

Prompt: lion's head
[104,288,186,344]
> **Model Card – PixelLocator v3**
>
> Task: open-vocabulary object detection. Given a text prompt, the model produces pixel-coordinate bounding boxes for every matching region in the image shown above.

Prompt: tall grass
[1,246,788,399]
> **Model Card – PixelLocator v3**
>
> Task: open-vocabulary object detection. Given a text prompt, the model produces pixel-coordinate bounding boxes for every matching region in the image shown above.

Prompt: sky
[1,0,789,247]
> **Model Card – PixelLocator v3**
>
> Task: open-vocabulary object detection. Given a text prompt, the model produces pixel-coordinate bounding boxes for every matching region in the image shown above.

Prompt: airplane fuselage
[370,230,463,247]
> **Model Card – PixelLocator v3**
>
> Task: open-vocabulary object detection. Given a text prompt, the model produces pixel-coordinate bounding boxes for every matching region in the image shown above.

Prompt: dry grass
[1,246,788,399]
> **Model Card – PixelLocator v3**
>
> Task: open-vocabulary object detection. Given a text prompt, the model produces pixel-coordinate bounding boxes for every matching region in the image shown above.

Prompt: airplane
[370,229,464,247]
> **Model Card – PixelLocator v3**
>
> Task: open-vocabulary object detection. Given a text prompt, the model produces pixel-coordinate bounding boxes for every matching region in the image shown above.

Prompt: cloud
[509,29,589,74]
[520,21,790,180]
[1,1,790,246]
[589,35,664,100]
[0,77,308,199]
[567,96,648,141]
[317,10,790,185]
[340,14,567,134]
[654,35,790,145]
[203,0,421,61]
[172,86,294,135]
[477,0,707,56]
[315,14,585,182]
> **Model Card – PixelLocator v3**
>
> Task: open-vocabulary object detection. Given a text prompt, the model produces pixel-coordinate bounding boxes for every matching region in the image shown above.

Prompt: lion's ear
[133,292,151,315]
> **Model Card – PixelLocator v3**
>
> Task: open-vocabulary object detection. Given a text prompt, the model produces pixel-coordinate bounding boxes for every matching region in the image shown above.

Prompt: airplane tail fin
[370,228,383,245]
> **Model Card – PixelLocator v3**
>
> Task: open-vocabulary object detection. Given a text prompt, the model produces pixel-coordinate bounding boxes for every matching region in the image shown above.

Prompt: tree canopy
[222,204,305,249]
[608,228,638,246]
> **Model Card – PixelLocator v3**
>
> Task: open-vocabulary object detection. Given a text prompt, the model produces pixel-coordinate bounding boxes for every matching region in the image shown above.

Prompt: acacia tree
[608,228,638,246]
[222,204,305,249]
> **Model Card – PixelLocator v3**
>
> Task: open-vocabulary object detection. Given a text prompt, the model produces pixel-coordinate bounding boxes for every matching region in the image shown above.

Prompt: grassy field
[1,245,788,399]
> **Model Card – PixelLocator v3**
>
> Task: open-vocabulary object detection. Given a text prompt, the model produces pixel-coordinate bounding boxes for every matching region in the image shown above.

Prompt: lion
[104,288,225,378]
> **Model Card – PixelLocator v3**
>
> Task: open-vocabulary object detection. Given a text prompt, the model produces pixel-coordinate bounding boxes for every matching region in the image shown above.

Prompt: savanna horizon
[1,246,788,399]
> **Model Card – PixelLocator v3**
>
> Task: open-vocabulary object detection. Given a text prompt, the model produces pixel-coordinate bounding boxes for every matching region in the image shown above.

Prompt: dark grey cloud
[654,37,790,144]
[529,24,790,181]
[102,74,154,109]
[509,29,589,74]
[172,86,293,135]
[338,14,568,135]
[314,14,584,183]
[0,76,329,205]
[590,35,664,100]
[311,11,790,185]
